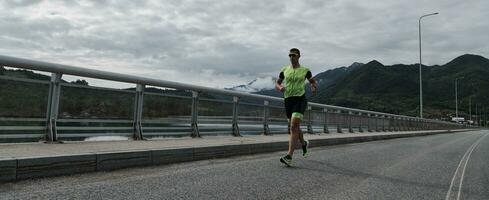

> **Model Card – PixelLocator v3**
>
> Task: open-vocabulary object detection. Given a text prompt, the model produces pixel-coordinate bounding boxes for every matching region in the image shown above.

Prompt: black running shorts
[284,95,307,120]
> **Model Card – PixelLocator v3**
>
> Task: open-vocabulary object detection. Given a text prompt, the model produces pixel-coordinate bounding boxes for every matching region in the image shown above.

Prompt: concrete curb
[0,130,466,182]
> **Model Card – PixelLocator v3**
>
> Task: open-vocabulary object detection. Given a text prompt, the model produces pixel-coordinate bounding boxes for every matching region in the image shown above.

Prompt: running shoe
[280,155,292,167]
[303,140,310,158]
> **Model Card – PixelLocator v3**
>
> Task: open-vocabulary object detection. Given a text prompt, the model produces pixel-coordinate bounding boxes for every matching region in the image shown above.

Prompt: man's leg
[287,117,302,156]
[287,119,291,135]
[290,113,310,158]
[288,118,304,144]
[298,128,305,145]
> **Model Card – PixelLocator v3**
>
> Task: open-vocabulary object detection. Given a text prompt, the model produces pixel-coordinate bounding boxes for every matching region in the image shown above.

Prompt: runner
[276,48,317,166]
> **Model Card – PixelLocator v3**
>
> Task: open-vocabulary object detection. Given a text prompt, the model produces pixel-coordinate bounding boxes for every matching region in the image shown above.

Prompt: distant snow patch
[226,76,275,93]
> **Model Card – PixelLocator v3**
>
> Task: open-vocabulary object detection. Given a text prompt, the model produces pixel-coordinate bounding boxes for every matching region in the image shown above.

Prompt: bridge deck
[0,130,473,182]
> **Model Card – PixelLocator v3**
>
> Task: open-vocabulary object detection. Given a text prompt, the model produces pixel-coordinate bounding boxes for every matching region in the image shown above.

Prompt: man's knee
[290,119,301,133]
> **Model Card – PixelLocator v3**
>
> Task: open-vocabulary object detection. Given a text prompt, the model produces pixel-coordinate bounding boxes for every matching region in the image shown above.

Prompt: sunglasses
[288,54,299,57]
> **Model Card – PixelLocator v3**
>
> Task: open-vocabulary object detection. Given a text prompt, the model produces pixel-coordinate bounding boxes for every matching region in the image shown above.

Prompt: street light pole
[469,96,472,121]
[418,12,439,119]
[476,104,478,126]
[481,108,483,127]
[455,77,464,118]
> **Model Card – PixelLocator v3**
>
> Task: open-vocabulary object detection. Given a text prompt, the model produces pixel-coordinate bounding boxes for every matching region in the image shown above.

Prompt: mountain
[314,62,364,89]
[311,60,420,115]
[311,54,489,118]
[1,67,51,81]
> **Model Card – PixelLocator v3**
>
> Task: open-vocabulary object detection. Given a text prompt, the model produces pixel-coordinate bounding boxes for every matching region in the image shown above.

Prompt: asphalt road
[1,130,488,200]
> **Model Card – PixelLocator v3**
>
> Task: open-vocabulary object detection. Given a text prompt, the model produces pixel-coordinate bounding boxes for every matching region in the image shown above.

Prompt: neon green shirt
[279,65,312,98]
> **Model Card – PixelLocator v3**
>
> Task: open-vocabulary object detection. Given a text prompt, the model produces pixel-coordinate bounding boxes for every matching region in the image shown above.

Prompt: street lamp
[455,77,464,118]
[475,106,478,126]
[418,12,439,119]
[469,96,472,121]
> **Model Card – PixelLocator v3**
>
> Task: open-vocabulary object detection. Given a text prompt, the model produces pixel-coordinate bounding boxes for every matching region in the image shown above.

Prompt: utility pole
[469,96,472,121]
[481,107,483,127]
[479,106,481,127]
[482,109,487,127]
[418,12,439,119]
[484,110,487,128]
[476,104,479,126]
[455,77,464,118]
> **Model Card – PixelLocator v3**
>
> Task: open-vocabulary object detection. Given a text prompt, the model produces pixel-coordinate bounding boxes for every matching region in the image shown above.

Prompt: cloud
[0,0,488,88]
[2,0,43,8]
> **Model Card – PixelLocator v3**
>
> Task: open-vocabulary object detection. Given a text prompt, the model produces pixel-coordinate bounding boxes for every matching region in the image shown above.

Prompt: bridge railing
[0,55,464,143]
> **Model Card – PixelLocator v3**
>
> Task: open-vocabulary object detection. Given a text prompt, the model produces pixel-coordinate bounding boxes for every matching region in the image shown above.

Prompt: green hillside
[310,54,489,119]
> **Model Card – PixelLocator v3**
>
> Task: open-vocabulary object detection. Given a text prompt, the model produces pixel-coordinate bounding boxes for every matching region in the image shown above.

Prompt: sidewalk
[0,129,472,182]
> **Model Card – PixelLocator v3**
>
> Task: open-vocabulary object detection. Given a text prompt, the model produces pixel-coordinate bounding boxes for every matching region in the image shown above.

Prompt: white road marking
[445,132,488,200]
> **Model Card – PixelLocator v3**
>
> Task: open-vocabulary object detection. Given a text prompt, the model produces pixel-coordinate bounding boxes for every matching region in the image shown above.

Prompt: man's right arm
[275,72,285,92]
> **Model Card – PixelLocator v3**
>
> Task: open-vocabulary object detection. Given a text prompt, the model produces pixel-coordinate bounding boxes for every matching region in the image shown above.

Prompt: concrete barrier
[96,150,152,171]
[0,159,16,182]
[16,154,96,180]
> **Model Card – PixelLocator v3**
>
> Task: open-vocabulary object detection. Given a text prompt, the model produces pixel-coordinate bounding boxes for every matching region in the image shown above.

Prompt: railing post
[45,73,62,142]
[391,116,395,131]
[389,116,394,131]
[358,113,364,133]
[399,117,406,131]
[397,117,401,131]
[263,100,270,135]
[382,115,387,131]
[400,117,404,131]
[323,108,329,133]
[191,91,200,138]
[374,114,379,132]
[390,116,394,131]
[392,117,398,131]
[307,105,314,134]
[232,96,241,136]
[348,111,354,133]
[132,84,144,140]
[390,117,394,131]
[398,117,403,131]
[337,110,343,133]
[367,114,372,132]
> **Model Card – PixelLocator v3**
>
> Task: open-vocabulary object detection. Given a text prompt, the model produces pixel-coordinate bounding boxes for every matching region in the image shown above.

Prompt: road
[1,130,487,200]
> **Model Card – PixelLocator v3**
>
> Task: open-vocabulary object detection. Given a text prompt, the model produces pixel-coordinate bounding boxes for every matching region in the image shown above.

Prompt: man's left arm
[305,71,318,95]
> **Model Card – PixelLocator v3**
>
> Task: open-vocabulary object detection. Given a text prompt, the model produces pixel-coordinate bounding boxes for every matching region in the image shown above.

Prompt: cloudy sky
[0,0,487,88]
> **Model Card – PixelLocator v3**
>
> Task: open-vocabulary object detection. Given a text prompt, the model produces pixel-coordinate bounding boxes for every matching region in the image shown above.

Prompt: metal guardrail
[0,55,465,142]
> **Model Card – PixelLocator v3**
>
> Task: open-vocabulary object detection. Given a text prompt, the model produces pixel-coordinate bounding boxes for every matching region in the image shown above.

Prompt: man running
[276,48,317,167]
